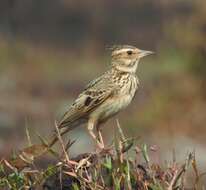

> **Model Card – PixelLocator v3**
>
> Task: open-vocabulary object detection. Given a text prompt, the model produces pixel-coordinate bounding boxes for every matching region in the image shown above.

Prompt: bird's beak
[139,50,154,58]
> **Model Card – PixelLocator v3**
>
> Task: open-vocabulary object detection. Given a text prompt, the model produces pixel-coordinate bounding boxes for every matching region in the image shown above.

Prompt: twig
[167,169,178,190]
[59,165,63,190]
[116,119,126,142]
[170,152,194,189]
[48,127,74,147]
[25,126,32,146]
[65,139,76,152]
[54,121,70,164]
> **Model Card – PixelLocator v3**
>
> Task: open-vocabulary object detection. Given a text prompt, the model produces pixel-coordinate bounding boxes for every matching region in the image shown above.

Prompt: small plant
[0,123,204,190]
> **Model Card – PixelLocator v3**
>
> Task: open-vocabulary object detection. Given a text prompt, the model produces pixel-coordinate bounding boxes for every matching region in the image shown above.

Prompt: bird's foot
[96,143,114,155]
[96,141,105,150]
[94,140,106,153]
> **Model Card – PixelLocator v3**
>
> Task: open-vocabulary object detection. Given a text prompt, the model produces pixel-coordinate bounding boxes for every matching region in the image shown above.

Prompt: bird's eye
[127,50,133,55]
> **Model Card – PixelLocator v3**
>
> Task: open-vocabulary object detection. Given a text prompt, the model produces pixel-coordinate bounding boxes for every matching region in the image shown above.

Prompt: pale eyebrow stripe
[113,48,133,54]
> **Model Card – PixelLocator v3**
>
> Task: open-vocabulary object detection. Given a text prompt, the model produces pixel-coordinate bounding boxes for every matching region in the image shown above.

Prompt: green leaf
[103,156,112,170]
[112,173,121,190]
[43,165,58,178]
[72,183,80,190]
[125,159,132,190]
[0,177,7,187]
[8,172,25,189]
[150,183,164,190]
[0,164,4,173]
[142,144,150,163]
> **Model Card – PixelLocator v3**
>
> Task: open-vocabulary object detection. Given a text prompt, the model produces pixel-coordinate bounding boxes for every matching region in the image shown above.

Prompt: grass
[0,122,203,190]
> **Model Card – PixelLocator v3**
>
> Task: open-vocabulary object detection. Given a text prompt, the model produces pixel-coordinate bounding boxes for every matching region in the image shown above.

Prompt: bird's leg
[97,126,104,149]
[87,119,104,149]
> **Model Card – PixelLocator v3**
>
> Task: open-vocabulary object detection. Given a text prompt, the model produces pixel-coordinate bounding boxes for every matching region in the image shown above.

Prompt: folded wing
[58,74,114,128]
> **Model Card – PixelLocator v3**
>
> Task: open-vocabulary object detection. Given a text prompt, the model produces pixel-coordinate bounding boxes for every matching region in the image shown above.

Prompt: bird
[57,45,153,149]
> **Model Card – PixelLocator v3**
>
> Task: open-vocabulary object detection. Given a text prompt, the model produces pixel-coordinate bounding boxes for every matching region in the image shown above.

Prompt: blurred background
[0,0,206,175]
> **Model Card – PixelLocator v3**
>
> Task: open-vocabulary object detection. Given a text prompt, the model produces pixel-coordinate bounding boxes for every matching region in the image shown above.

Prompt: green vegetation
[0,124,203,190]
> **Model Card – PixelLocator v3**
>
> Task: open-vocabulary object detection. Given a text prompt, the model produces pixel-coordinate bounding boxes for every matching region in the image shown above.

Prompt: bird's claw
[96,143,114,155]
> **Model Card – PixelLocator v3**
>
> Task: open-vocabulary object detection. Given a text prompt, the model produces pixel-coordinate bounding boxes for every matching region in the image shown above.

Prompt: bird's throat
[113,60,139,73]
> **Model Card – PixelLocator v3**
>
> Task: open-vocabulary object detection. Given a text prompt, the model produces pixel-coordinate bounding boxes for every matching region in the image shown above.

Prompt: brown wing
[58,89,113,128]
[58,70,116,128]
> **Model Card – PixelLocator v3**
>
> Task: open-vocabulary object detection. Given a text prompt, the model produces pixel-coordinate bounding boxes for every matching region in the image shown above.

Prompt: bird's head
[110,45,154,73]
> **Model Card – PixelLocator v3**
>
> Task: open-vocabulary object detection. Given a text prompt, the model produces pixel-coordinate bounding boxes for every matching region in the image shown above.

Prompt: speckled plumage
[58,45,153,149]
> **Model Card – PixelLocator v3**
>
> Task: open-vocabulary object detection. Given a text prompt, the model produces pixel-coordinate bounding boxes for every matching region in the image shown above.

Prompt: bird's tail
[47,119,84,148]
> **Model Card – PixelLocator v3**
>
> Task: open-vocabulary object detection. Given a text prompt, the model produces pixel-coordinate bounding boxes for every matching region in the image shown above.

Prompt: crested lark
[58,45,153,149]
